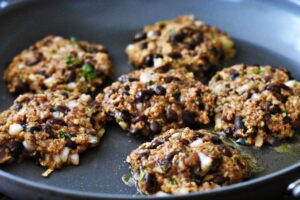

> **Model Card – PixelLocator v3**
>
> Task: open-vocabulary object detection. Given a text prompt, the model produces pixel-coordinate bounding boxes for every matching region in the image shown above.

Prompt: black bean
[29,125,42,133]
[118,76,138,83]
[234,117,246,131]
[61,91,69,97]
[116,110,131,122]
[129,127,142,134]
[266,83,280,92]
[170,32,185,43]
[186,40,198,50]
[144,172,159,194]
[143,55,154,66]
[165,108,178,122]
[195,131,205,138]
[9,141,23,158]
[211,136,222,144]
[53,105,70,115]
[66,138,77,149]
[25,53,43,66]
[229,69,239,80]
[153,85,166,95]
[16,82,30,93]
[180,139,189,145]
[150,139,164,149]
[15,104,22,111]
[221,146,232,157]
[268,104,281,114]
[154,64,171,73]
[283,116,292,124]
[190,171,203,186]
[264,113,271,121]
[198,102,205,110]
[143,54,162,66]
[47,118,67,126]
[168,52,182,59]
[213,174,227,185]
[166,151,179,161]
[173,91,181,101]
[138,151,149,159]
[42,124,52,134]
[236,138,246,145]
[139,42,148,49]
[39,70,49,78]
[183,111,197,127]
[223,127,234,136]
[136,89,155,102]
[131,115,147,123]
[133,32,146,42]
[150,121,161,134]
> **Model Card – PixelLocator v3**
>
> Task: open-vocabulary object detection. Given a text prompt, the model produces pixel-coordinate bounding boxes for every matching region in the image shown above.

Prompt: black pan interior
[0,0,300,198]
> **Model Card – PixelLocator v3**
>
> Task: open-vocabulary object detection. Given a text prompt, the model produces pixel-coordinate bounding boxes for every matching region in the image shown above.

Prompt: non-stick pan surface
[0,0,300,199]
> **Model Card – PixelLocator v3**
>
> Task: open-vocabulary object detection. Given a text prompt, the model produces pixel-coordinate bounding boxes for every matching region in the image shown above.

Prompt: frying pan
[0,0,300,199]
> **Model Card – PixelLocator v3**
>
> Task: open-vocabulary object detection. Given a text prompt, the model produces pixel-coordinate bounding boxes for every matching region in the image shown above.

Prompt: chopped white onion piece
[67,100,79,109]
[198,152,213,172]
[9,123,23,135]
[140,72,152,83]
[67,82,76,90]
[61,147,70,163]
[190,139,203,148]
[70,153,79,165]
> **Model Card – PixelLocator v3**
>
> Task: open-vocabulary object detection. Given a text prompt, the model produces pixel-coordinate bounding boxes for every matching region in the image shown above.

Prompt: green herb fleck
[81,65,96,80]
[69,36,77,43]
[59,130,71,139]
[156,119,164,126]
[168,27,176,35]
[149,80,154,85]
[253,69,264,75]
[231,155,239,163]
[65,56,80,67]
[167,177,177,185]
[139,169,148,181]
[207,146,214,153]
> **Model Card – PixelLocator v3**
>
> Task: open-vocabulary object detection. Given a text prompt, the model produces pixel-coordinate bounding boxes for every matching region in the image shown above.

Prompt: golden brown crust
[209,64,300,147]
[127,128,249,194]
[4,35,112,94]
[97,67,216,136]
[0,90,107,170]
[125,15,235,78]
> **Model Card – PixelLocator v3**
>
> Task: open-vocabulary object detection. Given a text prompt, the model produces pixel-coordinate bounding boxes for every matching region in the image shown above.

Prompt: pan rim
[0,0,300,199]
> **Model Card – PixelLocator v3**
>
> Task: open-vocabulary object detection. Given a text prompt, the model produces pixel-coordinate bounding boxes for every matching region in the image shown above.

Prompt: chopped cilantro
[65,56,80,67]
[231,155,239,163]
[168,27,176,35]
[139,169,148,181]
[149,80,154,85]
[81,65,96,80]
[253,69,264,75]
[69,36,77,43]
[59,130,71,139]
[167,177,177,185]
[207,146,214,153]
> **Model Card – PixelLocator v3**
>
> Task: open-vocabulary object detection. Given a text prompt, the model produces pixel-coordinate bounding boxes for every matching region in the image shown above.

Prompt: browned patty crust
[97,66,216,137]
[4,35,112,94]
[125,15,235,78]
[0,90,107,173]
[127,128,249,195]
[209,64,300,147]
